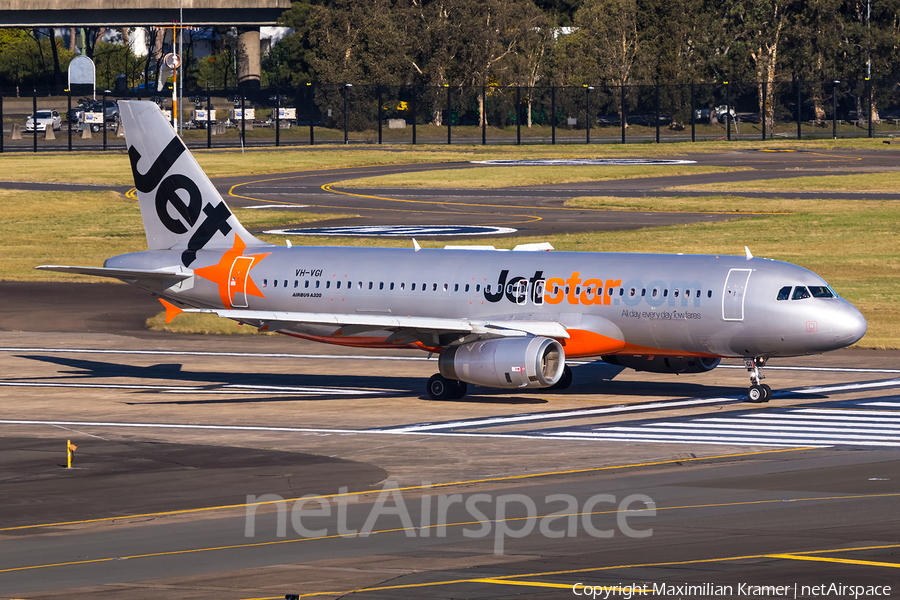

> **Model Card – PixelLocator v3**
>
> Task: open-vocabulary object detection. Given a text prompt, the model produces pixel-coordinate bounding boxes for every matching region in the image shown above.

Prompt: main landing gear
[548,365,573,390]
[745,357,771,403]
[426,374,468,400]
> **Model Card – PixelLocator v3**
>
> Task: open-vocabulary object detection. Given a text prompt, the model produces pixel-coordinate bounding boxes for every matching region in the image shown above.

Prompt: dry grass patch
[333,165,747,189]
[666,171,900,194]
[1,189,346,282]
[146,311,274,335]
[1,138,897,186]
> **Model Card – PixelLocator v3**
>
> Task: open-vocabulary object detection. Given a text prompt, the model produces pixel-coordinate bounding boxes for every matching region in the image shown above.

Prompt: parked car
[25,110,62,132]
[693,105,736,123]
[91,99,120,122]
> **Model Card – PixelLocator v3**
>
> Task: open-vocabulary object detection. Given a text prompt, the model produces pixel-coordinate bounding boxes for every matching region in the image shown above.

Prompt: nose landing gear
[745,357,771,403]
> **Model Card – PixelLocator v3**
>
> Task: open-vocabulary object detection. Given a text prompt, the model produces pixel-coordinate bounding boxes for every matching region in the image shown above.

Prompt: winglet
[745,246,753,259]
[159,298,184,323]
[412,238,421,252]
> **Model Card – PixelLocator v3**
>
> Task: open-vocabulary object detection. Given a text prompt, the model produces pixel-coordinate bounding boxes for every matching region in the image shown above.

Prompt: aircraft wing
[169,303,569,345]
[35,265,192,285]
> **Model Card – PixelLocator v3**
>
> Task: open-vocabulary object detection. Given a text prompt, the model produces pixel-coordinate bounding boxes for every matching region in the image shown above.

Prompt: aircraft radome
[38,101,867,403]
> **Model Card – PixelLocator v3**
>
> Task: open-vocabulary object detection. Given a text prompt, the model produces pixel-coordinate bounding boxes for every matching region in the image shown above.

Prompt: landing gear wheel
[449,380,468,400]
[745,357,772,403]
[426,374,451,400]
[549,365,573,390]
[748,384,765,403]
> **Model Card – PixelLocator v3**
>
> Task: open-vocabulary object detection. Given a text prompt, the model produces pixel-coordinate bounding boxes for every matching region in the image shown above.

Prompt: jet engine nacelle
[439,337,565,389]
[601,355,720,374]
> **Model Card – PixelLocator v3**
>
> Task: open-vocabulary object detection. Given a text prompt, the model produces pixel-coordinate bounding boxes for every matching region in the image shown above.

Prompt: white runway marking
[0,419,618,442]
[0,382,389,396]
[471,158,697,166]
[718,365,900,374]
[0,347,430,361]
[558,404,900,448]
[244,204,308,208]
[373,396,742,433]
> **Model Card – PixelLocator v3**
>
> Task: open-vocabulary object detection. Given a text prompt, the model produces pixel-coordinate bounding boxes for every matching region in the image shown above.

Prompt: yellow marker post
[67,440,77,469]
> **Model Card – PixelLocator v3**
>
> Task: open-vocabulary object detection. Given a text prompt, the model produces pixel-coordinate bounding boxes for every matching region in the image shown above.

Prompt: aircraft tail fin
[119,100,266,267]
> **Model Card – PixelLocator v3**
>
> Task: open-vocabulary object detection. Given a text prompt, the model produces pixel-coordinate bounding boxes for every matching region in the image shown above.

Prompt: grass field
[0,137,896,186]
[0,189,346,282]
[332,165,749,189]
[667,171,900,194]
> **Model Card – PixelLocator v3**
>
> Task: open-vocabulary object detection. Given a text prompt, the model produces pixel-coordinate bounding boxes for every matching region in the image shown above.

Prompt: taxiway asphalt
[1,324,899,598]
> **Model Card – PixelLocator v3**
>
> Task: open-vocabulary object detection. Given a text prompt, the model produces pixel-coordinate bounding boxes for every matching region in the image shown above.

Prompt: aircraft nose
[832,303,867,347]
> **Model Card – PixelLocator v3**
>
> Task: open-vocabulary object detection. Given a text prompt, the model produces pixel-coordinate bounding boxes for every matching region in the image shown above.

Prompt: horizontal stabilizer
[35,265,192,284]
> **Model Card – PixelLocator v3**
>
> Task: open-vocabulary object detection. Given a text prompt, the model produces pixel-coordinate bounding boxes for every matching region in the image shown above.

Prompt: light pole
[179,0,183,135]
[833,80,840,139]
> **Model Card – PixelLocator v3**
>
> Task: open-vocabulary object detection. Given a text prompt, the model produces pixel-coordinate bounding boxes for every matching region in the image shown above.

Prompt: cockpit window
[776,286,792,301]
[792,286,811,300]
[809,286,834,298]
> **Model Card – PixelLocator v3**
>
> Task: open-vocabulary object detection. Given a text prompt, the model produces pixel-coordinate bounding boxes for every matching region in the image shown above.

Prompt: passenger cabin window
[465,284,470,292]
[777,286,792,301]
[336,281,341,289]
[273,280,278,288]
[707,290,712,298]
[284,280,287,288]
[809,286,834,298]
[326,281,331,289]
[792,286,811,300]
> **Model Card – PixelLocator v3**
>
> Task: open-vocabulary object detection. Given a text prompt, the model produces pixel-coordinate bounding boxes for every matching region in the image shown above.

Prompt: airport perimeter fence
[2,79,900,152]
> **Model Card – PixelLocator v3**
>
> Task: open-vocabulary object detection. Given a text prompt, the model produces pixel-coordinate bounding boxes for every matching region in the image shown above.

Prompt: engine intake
[439,337,565,389]
[602,355,720,374]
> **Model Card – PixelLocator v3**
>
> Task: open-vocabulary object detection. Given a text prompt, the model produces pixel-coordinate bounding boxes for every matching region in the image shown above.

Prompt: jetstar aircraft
[38,101,867,403]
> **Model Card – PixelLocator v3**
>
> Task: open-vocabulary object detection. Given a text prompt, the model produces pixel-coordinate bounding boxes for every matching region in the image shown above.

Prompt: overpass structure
[0,0,291,86]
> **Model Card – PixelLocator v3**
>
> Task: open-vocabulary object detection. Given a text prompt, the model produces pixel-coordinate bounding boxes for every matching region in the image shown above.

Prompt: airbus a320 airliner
[38,101,867,403]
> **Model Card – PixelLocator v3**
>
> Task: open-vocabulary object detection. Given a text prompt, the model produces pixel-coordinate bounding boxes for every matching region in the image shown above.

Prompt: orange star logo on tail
[193,235,271,308]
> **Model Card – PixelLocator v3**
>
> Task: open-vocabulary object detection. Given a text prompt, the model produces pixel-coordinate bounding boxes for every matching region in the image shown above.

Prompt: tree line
[1,0,897,117]
[267,0,899,89]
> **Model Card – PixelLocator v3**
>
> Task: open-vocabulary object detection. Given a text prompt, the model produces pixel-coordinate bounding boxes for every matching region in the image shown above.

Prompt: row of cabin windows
[261,278,714,301]
[776,285,835,301]
[546,284,712,299]
[263,279,483,293]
